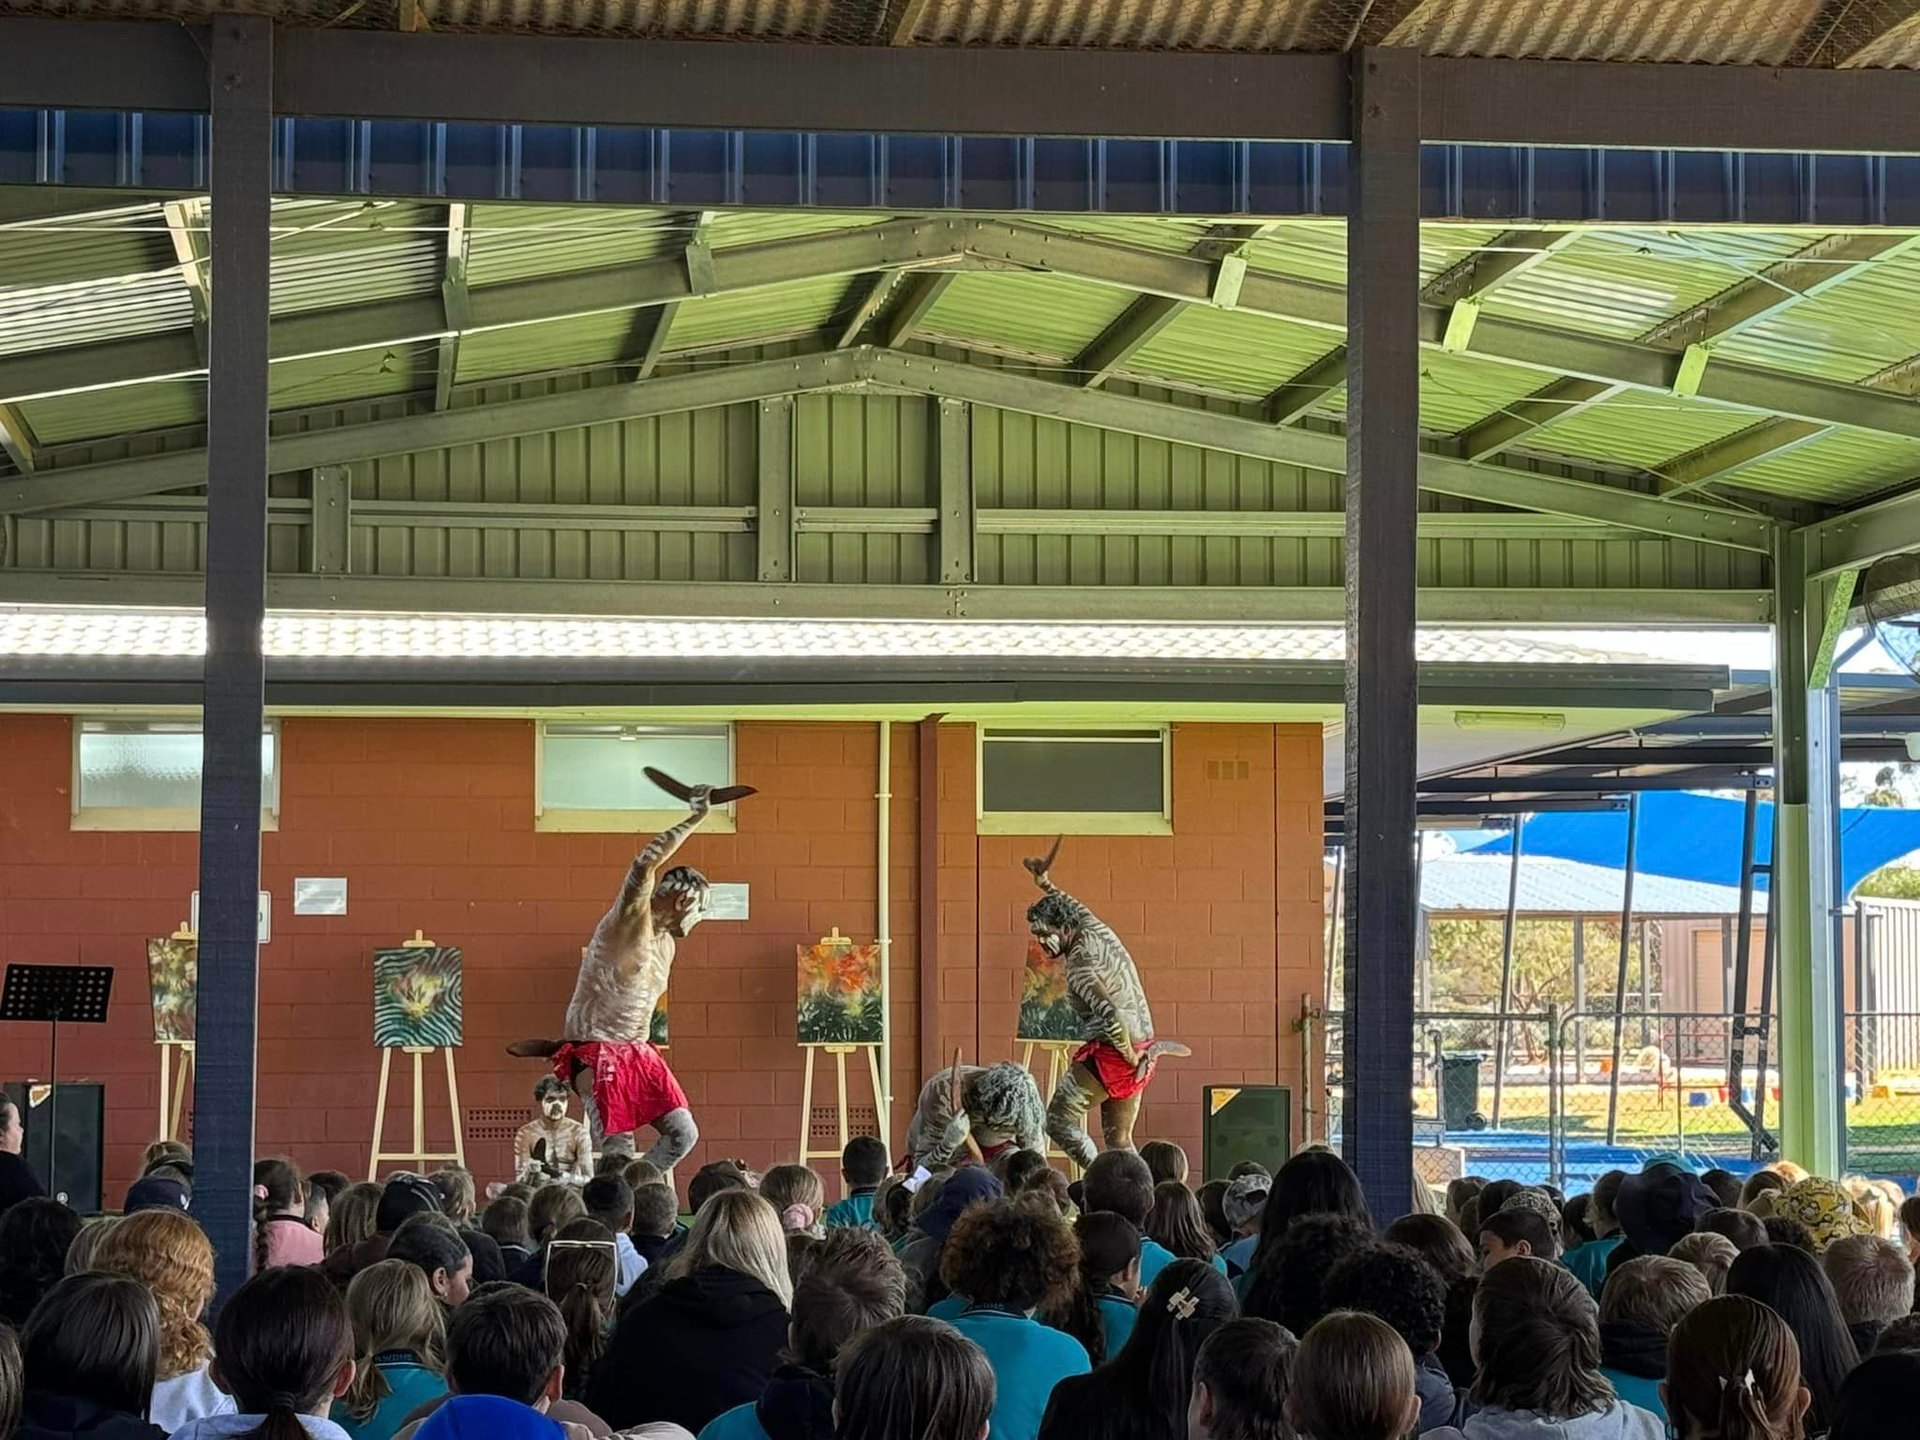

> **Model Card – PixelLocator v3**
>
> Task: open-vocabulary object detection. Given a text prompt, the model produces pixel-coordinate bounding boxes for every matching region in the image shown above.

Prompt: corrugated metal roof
[1527,394,1761,470]
[269,200,445,317]
[922,271,1135,364]
[1127,305,1334,397]
[1717,429,1920,505]
[1711,245,1920,384]
[1422,853,1768,917]
[465,204,685,287]
[0,0,1909,65]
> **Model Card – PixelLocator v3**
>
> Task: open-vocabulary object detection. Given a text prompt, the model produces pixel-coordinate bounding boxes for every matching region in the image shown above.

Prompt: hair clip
[252,1184,269,1200]
[1167,1287,1199,1320]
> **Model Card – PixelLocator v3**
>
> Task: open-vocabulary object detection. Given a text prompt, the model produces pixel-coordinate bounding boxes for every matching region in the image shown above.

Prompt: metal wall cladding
[893,0,1334,51]
[1858,897,1920,1073]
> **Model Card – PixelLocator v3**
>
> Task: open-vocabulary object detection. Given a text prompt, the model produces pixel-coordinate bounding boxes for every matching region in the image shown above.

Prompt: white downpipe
[876,721,893,1143]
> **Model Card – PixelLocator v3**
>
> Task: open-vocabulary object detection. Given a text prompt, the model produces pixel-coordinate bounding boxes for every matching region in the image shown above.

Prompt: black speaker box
[4,1082,105,1213]
[1201,1084,1292,1183]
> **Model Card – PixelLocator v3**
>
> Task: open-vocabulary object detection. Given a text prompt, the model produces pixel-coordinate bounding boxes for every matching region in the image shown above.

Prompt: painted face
[541,1095,568,1122]
[1030,919,1070,956]
[666,888,711,938]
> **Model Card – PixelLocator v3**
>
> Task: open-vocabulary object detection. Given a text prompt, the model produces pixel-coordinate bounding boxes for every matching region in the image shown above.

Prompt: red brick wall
[0,714,1320,1206]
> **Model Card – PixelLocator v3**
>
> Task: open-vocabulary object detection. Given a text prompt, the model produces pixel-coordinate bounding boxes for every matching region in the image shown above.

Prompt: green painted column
[1771,529,1843,1176]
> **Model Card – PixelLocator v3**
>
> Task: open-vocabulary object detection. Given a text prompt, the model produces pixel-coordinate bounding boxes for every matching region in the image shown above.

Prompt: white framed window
[977,726,1171,835]
[72,718,280,831]
[536,723,738,833]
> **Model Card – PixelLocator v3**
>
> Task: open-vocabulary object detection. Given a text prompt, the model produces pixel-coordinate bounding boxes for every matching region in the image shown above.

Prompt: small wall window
[72,718,280,831]
[537,723,737,833]
[977,727,1171,835]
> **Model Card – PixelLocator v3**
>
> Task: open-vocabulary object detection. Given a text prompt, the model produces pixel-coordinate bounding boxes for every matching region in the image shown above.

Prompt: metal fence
[1316,1008,1920,1191]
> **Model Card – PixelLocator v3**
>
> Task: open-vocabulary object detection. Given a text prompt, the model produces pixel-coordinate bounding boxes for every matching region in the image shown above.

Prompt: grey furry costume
[903,1061,1046,1169]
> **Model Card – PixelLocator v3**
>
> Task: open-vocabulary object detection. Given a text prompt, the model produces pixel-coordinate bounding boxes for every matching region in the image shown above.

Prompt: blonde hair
[326,1182,384,1254]
[94,1209,214,1380]
[341,1260,447,1421]
[65,1216,122,1275]
[761,1165,827,1234]
[1846,1178,1898,1242]
[1669,1231,1740,1296]
[669,1189,794,1308]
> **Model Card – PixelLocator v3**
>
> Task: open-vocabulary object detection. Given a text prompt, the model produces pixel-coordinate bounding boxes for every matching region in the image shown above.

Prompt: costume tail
[507,1038,562,1058]
[1143,1039,1191,1062]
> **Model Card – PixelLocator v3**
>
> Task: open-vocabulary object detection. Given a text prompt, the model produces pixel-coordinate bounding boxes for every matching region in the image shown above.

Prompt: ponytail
[544,1218,617,1399]
[1666,1296,1805,1440]
[211,1268,352,1440]
[1040,1212,1141,1366]
[557,1281,610,1395]
[245,1398,317,1440]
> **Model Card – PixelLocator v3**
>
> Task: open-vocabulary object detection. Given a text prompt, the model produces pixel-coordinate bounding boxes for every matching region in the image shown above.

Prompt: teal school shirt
[331,1358,448,1440]
[825,1189,878,1229]
[698,1403,772,1440]
[949,1306,1092,1440]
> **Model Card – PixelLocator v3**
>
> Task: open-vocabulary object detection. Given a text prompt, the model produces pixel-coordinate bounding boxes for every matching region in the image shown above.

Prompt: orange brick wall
[0,714,1320,1205]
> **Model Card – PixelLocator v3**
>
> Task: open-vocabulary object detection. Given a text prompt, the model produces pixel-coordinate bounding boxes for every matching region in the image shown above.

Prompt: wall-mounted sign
[294,878,349,916]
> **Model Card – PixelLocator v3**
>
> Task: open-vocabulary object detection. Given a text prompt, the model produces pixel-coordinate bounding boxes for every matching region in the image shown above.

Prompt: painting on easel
[147,935,197,1044]
[796,933,883,1045]
[1018,938,1080,1043]
[373,946,464,1048]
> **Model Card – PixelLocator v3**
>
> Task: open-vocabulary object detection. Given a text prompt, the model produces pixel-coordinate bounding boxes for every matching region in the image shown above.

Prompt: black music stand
[1,965,113,1200]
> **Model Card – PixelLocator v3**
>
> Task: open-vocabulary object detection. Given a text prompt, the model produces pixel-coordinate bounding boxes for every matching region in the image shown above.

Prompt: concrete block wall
[0,713,1321,1205]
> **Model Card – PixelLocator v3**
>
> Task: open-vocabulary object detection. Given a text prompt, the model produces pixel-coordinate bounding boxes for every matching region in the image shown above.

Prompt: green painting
[797,935,883,1046]
[373,945,464,1048]
[1018,938,1080,1043]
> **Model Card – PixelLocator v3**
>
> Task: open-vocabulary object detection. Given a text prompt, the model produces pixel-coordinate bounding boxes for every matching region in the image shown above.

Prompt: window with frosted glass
[980,729,1167,815]
[74,720,279,823]
[539,724,733,815]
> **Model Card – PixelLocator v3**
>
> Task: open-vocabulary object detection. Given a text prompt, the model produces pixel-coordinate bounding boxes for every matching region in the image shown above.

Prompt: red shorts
[553,1040,687,1136]
[1074,1038,1155,1102]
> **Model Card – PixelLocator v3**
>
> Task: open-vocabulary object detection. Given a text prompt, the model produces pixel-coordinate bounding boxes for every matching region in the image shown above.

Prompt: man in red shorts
[511,770,752,1170]
[1023,841,1188,1168]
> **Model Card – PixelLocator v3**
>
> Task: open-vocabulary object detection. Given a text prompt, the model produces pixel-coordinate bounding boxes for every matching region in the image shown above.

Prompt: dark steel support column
[1490,818,1524,1129]
[916,716,941,1089]
[1340,46,1420,1222]
[192,14,273,1305]
[1605,793,1641,1144]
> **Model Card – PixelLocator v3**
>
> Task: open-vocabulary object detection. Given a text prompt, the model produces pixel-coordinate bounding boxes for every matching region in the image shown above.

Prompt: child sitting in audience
[698,1228,907,1440]
[1425,1255,1662,1440]
[760,1166,827,1239]
[1219,1171,1270,1278]
[1188,1317,1297,1440]
[1196,1180,1232,1248]
[1384,1213,1480,1390]
[544,1219,619,1403]
[939,1197,1090,1440]
[1596,1256,1710,1423]
[1084,1153,1177,1286]
[629,1182,684,1280]
[255,1158,325,1272]
[832,1316,995,1440]
[826,1137,889,1229]
[1820,1233,1915,1358]
[1564,1172,1626,1298]
[1663,1295,1810,1440]
[334,1260,449,1440]
[1040,1211,1142,1364]
[1139,1142,1189,1189]
[1242,1214,1372,1341]
[1322,1239,1456,1434]
[168,1265,356,1440]
[1285,1312,1420,1440]
[1727,1243,1858,1437]
[482,1196,536,1272]
[94,1208,236,1432]
[1696,1208,1770,1251]
[1037,1259,1234,1440]
[15,1273,165,1440]
[385,1215,473,1308]
[1477,1208,1556,1270]
[1147,1182,1226,1273]
[581,1176,643,1297]
[1667,1231,1738,1295]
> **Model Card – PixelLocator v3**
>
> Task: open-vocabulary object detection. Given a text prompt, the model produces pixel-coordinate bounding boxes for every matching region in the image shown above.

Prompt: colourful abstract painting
[796,936,883,1045]
[147,936,197,1044]
[1018,938,1081,1042]
[373,945,464,1048]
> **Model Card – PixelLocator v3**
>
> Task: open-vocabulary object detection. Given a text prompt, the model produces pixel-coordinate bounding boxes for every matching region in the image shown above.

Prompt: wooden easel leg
[411,1050,426,1161]
[835,1048,851,1156]
[173,1047,193,1141]
[443,1047,465,1168]
[1021,1040,1036,1077]
[369,1049,394,1181]
[799,1049,817,1162]
[158,1044,172,1141]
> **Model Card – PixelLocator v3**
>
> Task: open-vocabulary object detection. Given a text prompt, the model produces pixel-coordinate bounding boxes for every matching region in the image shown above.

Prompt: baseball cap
[124,1175,192,1214]
[1223,1172,1271,1230]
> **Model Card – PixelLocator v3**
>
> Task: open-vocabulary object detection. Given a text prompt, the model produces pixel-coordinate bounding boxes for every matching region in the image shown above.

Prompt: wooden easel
[368,931,467,1180]
[157,920,196,1141]
[798,929,888,1197]
[1020,1038,1081,1172]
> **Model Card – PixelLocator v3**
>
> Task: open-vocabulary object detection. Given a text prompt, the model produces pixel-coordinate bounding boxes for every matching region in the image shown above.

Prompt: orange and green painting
[147,936,197,1044]
[1019,939,1080,1042]
[797,936,883,1045]
[649,993,669,1046]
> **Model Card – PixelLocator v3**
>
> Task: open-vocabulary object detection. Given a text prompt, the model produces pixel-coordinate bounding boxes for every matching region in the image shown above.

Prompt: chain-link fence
[1845,1012,1920,1179]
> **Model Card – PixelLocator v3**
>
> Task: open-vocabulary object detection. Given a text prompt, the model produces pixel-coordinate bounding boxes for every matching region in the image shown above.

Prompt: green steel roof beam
[1638,232,1920,350]
[1262,345,1349,425]
[1451,376,1622,461]
[1801,481,1920,578]
[1418,229,1578,310]
[162,197,210,366]
[0,402,36,474]
[1071,222,1267,390]
[876,271,955,350]
[831,270,903,349]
